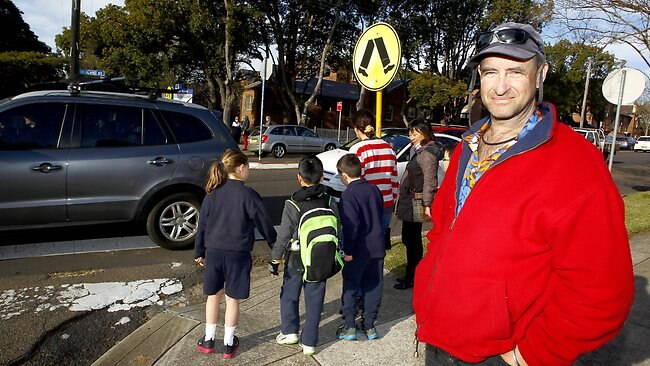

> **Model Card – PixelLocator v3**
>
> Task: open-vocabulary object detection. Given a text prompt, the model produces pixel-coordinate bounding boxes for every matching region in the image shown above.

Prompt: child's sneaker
[196,337,215,353]
[276,332,299,345]
[223,335,239,359]
[336,325,357,340]
[300,342,316,356]
[358,325,379,340]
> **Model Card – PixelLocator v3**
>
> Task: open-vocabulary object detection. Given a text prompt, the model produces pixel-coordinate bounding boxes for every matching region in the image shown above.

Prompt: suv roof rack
[66,77,185,101]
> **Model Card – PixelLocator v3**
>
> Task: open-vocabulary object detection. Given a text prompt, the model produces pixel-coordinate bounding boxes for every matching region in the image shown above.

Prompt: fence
[313,127,356,144]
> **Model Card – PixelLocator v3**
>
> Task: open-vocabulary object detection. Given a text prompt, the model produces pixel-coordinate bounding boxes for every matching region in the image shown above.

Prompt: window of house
[385,104,393,122]
[244,95,254,111]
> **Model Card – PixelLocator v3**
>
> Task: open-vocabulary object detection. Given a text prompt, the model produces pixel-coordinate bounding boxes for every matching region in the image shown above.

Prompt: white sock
[224,325,237,346]
[204,324,217,341]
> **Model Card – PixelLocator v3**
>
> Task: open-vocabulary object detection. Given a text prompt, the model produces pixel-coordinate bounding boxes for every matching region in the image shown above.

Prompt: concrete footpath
[93,232,650,366]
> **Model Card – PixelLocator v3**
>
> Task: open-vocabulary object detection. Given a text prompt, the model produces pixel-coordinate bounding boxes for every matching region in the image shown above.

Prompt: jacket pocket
[433,279,512,343]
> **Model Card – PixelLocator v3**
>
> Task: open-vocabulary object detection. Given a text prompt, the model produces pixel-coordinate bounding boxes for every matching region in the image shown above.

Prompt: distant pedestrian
[194,149,277,359]
[269,156,340,355]
[335,154,385,341]
[349,109,398,247]
[230,116,242,144]
[241,116,250,150]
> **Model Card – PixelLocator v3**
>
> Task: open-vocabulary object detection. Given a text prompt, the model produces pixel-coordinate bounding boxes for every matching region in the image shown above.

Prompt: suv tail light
[261,135,268,143]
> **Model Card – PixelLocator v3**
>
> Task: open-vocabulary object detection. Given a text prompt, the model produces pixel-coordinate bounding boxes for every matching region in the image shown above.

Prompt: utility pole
[69,0,81,81]
[579,57,592,129]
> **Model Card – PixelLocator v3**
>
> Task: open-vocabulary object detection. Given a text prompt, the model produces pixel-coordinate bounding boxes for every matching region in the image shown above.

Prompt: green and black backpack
[287,197,344,282]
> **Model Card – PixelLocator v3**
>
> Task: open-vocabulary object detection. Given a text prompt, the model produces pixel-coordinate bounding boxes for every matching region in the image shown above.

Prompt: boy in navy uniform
[269,156,339,355]
[336,154,386,340]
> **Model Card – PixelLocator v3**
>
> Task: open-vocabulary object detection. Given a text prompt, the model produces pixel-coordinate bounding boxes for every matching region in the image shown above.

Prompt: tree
[554,0,650,72]
[251,0,358,124]
[408,72,467,122]
[544,40,619,124]
[0,1,64,98]
[0,0,50,53]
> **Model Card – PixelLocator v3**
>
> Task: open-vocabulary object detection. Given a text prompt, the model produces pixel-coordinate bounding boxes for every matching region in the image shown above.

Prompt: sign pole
[259,57,268,161]
[337,110,342,142]
[376,90,383,137]
[608,69,626,172]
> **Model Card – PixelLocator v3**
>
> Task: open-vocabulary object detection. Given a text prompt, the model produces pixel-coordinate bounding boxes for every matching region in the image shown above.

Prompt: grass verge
[385,191,650,276]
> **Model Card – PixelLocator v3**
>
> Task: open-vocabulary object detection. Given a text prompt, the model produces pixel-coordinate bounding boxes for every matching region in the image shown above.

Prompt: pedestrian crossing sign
[353,22,401,91]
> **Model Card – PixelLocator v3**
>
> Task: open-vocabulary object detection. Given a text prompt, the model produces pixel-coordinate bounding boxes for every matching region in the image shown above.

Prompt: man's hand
[194,257,205,267]
[343,254,353,262]
[267,260,281,277]
[425,206,431,219]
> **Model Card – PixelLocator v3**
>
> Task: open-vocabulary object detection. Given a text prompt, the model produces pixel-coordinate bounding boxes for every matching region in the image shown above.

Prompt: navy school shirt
[339,178,386,259]
[194,179,277,259]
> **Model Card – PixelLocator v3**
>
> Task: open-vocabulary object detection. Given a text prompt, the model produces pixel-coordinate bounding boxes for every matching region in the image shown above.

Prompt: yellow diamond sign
[353,22,401,91]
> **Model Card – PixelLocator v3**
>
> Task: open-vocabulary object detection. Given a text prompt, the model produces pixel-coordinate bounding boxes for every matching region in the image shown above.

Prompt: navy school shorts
[203,250,253,299]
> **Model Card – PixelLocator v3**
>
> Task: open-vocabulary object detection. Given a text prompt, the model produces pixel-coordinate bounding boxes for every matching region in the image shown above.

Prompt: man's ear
[537,63,549,88]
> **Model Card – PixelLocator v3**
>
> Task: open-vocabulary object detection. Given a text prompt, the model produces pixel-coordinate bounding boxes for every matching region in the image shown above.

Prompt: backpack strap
[286,199,301,243]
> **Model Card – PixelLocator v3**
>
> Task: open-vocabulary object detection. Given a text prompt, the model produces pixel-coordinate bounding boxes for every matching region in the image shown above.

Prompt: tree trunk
[301,12,340,125]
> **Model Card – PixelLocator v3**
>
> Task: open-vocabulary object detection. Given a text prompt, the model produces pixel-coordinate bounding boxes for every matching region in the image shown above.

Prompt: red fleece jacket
[412,105,634,365]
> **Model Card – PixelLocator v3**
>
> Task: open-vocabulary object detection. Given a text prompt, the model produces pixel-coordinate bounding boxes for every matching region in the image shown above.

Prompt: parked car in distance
[0,90,237,249]
[430,124,469,139]
[316,130,461,196]
[634,136,650,152]
[614,136,633,150]
[247,124,340,158]
[573,128,619,158]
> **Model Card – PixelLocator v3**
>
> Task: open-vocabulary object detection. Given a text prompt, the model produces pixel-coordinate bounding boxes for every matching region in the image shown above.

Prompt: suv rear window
[160,110,212,143]
[638,137,650,142]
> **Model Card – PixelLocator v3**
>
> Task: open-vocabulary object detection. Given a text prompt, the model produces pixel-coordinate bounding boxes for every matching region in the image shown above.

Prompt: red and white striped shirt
[349,138,398,208]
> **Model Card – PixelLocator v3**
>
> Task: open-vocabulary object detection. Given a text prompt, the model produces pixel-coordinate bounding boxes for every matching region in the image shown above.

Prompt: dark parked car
[0,90,237,249]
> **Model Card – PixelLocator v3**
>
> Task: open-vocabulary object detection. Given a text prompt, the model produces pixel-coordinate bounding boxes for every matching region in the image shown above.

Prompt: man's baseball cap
[468,22,545,67]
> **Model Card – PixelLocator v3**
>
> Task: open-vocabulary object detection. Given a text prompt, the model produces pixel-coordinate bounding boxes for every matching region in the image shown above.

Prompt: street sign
[602,68,646,106]
[80,69,105,77]
[336,101,343,112]
[352,22,401,91]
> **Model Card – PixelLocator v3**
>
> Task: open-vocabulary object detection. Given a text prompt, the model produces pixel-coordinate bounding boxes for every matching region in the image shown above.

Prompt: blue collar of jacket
[456,102,556,188]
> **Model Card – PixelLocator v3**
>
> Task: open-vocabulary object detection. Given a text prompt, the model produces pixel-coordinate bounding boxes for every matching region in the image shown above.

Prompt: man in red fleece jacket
[412,22,634,366]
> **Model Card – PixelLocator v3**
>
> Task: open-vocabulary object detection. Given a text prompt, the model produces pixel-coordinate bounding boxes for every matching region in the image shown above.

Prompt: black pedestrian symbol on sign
[358,37,395,77]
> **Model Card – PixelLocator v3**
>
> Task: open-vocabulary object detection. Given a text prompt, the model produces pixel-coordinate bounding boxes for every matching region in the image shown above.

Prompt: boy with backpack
[269,156,342,356]
[335,154,386,341]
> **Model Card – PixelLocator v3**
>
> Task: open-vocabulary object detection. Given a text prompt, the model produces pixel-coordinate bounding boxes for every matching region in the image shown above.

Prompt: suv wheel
[146,193,201,250]
[272,144,286,158]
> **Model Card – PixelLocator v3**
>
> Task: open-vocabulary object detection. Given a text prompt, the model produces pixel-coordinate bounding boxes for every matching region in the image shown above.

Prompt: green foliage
[408,72,467,118]
[544,40,618,123]
[0,52,66,98]
[0,0,50,53]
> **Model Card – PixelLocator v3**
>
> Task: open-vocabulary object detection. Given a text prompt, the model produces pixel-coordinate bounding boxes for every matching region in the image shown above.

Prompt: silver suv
[0,90,237,249]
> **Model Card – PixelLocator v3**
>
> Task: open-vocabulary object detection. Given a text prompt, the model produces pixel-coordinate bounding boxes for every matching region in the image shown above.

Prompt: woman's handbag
[411,192,429,223]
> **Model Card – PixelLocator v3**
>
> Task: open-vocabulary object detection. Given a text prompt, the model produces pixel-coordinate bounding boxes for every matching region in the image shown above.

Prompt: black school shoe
[196,337,215,353]
[223,335,240,359]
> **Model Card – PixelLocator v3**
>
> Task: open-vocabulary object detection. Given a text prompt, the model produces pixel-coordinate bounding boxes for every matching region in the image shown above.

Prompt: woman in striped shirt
[348,109,398,238]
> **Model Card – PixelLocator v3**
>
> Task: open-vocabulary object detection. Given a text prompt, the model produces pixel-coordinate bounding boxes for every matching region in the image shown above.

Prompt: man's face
[478,56,546,123]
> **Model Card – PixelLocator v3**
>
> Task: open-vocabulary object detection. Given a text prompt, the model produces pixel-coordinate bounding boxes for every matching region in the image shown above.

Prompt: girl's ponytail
[205,149,249,193]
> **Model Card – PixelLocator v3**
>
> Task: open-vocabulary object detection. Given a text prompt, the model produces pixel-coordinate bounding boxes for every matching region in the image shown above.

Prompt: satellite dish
[602,68,647,105]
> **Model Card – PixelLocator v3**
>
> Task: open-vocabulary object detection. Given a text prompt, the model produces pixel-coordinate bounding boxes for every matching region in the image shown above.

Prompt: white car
[317,130,461,195]
[634,136,650,152]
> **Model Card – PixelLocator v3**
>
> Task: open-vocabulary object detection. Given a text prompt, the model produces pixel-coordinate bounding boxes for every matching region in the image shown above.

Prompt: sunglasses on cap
[476,28,543,52]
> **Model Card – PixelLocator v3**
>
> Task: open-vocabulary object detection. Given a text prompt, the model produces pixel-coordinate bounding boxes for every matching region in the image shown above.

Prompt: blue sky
[17,0,649,90]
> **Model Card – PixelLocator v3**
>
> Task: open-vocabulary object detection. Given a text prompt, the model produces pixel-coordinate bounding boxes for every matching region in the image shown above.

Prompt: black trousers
[402,220,423,282]
[426,345,510,366]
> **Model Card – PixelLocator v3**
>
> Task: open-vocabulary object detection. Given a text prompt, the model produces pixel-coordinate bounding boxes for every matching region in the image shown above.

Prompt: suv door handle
[147,157,173,166]
[32,163,63,173]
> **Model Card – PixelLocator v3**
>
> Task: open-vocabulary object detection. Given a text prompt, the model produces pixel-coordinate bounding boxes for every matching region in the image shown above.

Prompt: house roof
[244,78,410,101]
